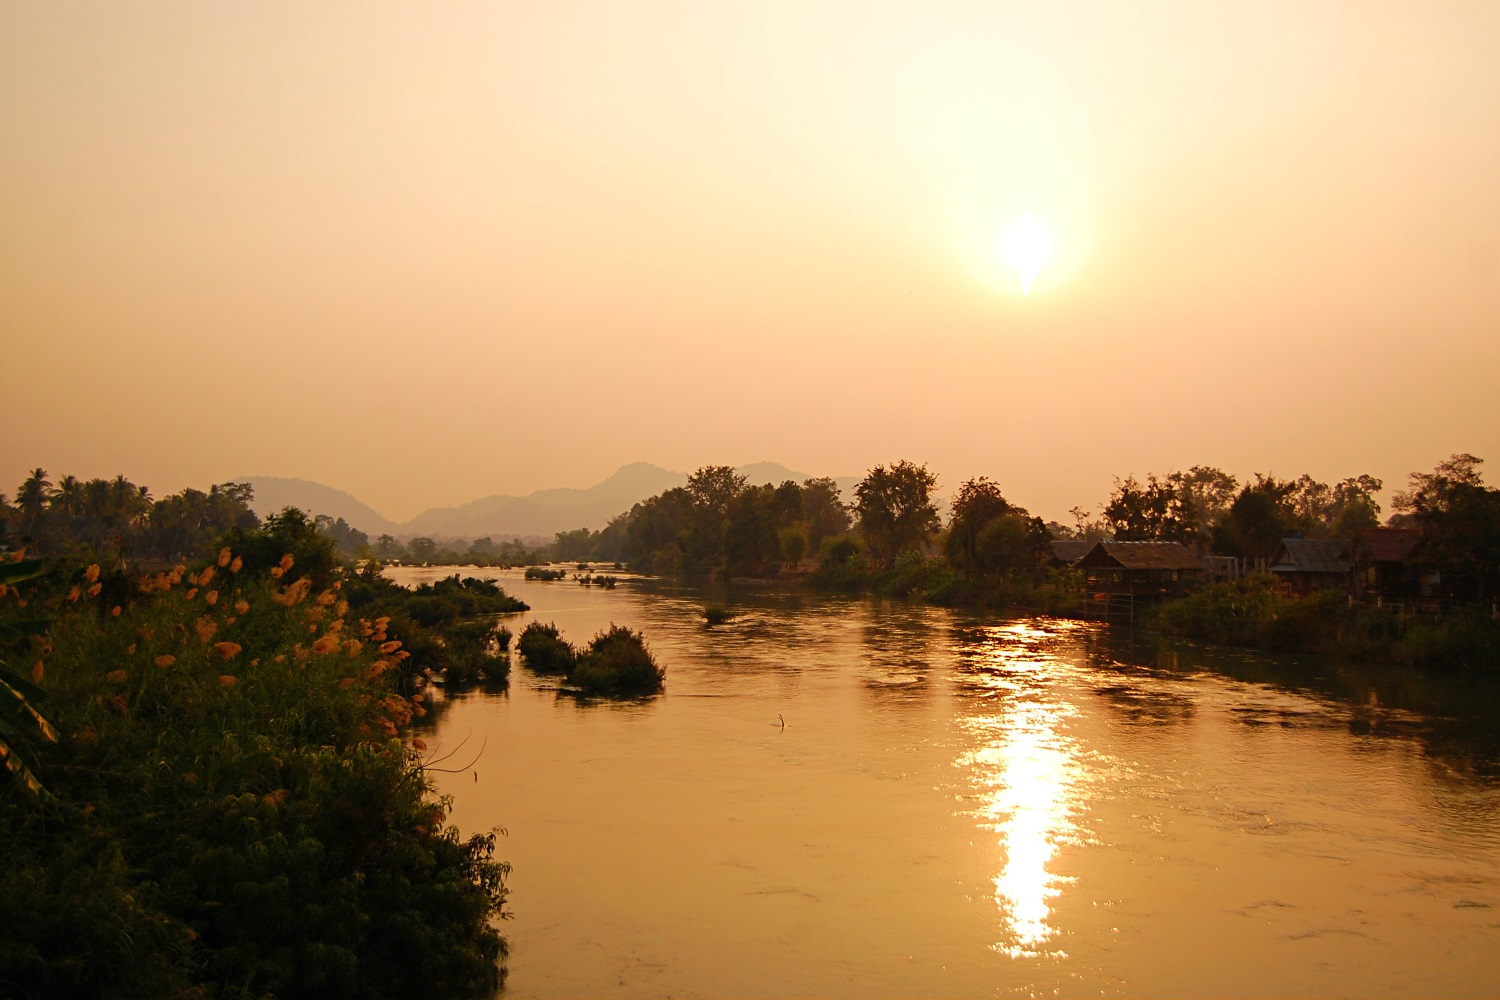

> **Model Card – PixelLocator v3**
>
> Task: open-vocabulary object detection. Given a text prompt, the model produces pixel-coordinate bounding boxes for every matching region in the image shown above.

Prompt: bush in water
[569,625,665,696]
[516,621,575,673]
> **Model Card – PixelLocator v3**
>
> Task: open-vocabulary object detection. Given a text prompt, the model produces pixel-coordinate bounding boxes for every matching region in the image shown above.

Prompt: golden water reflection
[956,621,1084,958]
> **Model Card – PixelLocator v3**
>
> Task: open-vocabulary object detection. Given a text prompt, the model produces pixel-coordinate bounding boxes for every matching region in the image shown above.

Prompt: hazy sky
[4,2,1497,522]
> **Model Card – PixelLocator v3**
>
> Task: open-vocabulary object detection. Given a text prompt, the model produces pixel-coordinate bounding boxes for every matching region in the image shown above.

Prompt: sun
[998,214,1055,295]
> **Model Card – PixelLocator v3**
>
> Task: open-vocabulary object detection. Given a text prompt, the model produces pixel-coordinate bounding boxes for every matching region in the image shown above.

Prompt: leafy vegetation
[1153,573,1500,668]
[0,543,509,998]
[516,622,575,674]
[515,622,663,695]
[703,604,734,626]
[340,570,526,689]
[569,625,665,696]
[0,559,55,799]
[620,468,849,580]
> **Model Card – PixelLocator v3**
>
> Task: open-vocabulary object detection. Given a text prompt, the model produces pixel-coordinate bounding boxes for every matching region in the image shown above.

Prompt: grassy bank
[0,547,510,998]
[1153,574,1500,669]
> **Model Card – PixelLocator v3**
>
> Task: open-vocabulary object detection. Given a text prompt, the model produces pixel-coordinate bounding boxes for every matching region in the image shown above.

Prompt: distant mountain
[402,462,688,539]
[236,477,402,537]
[401,461,856,539]
[237,462,861,542]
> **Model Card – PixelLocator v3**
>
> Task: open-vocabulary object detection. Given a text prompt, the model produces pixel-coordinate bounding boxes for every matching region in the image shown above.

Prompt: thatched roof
[1270,537,1351,575]
[1076,541,1205,571]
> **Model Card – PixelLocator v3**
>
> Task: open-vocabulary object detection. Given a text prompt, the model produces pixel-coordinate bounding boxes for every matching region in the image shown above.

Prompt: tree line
[11,454,1495,608]
[544,454,1496,608]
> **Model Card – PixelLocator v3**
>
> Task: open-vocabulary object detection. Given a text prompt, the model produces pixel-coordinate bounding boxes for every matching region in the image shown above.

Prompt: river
[388,567,1500,998]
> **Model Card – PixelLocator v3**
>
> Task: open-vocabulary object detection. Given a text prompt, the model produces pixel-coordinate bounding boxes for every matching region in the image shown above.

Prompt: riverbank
[795,559,1500,671]
[1150,574,1500,670]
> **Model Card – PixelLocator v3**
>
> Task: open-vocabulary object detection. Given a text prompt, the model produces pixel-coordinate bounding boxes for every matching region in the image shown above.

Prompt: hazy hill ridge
[238,462,859,541]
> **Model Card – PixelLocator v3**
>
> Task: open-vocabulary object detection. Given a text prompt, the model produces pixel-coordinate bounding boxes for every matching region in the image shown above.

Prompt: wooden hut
[1269,538,1352,593]
[1077,541,1206,617]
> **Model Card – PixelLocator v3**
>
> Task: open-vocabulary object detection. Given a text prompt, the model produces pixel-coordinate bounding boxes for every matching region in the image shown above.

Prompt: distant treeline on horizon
[7,455,1494,594]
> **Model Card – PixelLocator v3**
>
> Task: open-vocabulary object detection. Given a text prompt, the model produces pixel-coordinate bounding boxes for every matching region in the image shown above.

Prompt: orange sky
[3,2,1497,523]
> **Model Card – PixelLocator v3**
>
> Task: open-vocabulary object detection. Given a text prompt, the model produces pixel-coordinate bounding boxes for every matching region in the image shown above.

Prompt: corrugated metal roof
[1270,537,1351,575]
[1352,527,1421,563]
[1078,541,1206,571]
[1050,540,1093,563]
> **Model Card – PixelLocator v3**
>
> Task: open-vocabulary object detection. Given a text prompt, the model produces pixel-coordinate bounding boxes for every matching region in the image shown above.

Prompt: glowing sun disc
[999,215,1055,295]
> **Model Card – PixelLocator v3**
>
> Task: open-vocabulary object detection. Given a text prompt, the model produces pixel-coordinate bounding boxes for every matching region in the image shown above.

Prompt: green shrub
[516,621,575,673]
[1399,608,1500,669]
[703,604,734,626]
[806,534,868,593]
[442,620,512,686]
[0,547,509,998]
[405,595,461,628]
[876,552,952,598]
[568,625,664,696]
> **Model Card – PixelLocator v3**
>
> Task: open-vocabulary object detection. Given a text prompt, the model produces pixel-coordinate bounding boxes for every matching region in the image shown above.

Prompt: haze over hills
[237,463,860,542]
[239,477,404,537]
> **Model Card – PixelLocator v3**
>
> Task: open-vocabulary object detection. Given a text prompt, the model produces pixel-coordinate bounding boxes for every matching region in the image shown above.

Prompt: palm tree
[51,475,83,527]
[15,468,50,542]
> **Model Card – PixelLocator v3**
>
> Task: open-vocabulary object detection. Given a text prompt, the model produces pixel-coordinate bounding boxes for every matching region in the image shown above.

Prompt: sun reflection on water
[955,621,1085,959]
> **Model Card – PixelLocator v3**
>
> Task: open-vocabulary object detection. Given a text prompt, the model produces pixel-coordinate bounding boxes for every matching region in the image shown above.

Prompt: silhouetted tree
[1394,454,1500,603]
[854,461,939,569]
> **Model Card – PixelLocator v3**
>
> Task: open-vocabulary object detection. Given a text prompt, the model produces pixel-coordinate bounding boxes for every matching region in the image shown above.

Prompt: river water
[389,567,1500,998]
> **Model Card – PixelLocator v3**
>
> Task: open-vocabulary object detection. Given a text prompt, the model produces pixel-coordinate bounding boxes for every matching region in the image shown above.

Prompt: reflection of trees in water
[1076,636,1200,726]
[1092,627,1500,779]
[859,608,940,701]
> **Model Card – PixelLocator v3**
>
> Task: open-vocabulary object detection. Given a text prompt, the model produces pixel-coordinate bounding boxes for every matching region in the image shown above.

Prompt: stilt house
[1077,541,1206,616]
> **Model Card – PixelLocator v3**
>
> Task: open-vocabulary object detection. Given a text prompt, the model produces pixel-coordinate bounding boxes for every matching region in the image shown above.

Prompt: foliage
[1393,454,1500,604]
[1101,466,1385,556]
[227,506,341,591]
[524,567,567,582]
[853,461,940,570]
[1103,467,1237,546]
[807,533,868,592]
[1211,478,1295,562]
[703,604,734,626]
[800,478,851,556]
[568,625,665,696]
[686,466,748,516]
[440,620,512,686]
[1152,574,1500,668]
[339,568,526,688]
[0,547,509,998]
[1399,607,1500,670]
[516,621,576,674]
[621,469,849,581]
[315,514,369,555]
[876,551,953,598]
[945,478,1050,580]
[0,559,55,799]
[7,470,259,564]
